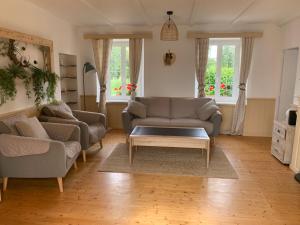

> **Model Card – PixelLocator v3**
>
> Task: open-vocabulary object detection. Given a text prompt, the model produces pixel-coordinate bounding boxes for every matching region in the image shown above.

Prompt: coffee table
[129,126,211,168]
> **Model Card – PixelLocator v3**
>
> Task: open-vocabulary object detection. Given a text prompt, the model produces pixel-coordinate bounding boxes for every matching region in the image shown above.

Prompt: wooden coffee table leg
[206,140,210,168]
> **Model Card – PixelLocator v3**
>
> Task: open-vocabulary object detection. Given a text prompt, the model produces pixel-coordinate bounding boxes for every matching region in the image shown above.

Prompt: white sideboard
[272,120,295,164]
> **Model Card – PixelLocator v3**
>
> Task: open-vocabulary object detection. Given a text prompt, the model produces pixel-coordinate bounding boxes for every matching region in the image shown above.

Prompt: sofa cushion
[0,114,27,135]
[41,102,73,117]
[127,100,147,118]
[88,123,106,144]
[169,119,214,135]
[170,98,198,119]
[132,117,170,128]
[52,109,78,121]
[136,97,170,118]
[15,117,50,139]
[196,100,219,121]
[63,141,81,158]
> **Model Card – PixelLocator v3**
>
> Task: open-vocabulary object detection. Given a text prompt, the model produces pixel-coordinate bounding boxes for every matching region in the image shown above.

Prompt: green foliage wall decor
[0,38,58,106]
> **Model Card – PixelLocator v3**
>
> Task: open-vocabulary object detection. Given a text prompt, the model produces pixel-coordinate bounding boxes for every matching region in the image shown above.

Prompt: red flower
[209,85,214,91]
[220,83,225,89]
[127,86,132,90]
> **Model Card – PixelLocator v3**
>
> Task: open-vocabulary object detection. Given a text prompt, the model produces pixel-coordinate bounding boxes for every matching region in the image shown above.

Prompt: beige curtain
[195,38,209,97]
[231,37,255,135]
[92,39,112,114]
[129,38,143,100]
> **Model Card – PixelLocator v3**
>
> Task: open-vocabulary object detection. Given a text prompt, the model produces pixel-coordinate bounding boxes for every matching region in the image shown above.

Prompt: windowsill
[106,100,129,104]
[216,101,236,106]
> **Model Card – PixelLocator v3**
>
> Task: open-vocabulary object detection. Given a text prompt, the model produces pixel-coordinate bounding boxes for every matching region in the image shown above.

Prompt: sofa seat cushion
[132,117,170,128]
[169,119,214,135]
[136,97,170,118]
[63,141,81,158]
[88,123,106,145]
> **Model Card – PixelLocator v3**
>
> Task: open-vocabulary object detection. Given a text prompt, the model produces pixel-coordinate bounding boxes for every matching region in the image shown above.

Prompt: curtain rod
[84,32,153,40]
[187,31,263,39]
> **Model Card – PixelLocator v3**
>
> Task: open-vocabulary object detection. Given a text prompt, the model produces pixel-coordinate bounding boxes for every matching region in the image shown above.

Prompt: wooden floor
[0,130,300,225]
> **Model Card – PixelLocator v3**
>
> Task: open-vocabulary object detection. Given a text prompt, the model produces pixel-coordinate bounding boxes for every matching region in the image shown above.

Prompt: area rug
[99,143,238,179]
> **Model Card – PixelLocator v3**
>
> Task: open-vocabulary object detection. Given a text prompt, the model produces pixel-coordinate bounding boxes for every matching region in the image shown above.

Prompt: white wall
[78,23,282,99]
[0,0,79,114]
[282,18,300,102]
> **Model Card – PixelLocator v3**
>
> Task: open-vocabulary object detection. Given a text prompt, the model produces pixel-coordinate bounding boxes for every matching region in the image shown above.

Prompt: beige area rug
[99,143,238,179]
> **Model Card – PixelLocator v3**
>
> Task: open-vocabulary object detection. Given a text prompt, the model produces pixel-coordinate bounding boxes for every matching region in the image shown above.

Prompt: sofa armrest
[0,135,69,178]
[38,116,90,149]
[72,110,106,127]
[122,107,134,134]
[209,110,222,136]
[41,122,80,143]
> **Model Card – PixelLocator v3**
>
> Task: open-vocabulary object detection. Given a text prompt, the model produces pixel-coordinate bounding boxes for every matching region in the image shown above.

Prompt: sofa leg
[99,139,103,149]
[57,177,63,193]
[3,177,8,191]
[73,160,78,170]
[82,151,87,163]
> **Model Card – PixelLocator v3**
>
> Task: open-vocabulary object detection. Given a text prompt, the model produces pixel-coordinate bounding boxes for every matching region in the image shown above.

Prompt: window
[97,39,144,101]
[196,38,241,103]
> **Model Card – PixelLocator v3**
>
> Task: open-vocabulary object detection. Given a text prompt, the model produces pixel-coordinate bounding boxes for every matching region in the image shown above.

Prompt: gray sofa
[39,102,106,162]
[0,119,81,192]
[122,97,222,137]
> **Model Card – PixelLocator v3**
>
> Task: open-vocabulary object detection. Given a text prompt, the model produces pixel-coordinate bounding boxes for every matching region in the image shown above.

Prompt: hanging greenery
[0,38,58,106]
[30,66,58,106]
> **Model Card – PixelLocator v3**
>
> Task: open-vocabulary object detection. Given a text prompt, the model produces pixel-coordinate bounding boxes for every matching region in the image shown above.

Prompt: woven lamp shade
[160,18,179,41]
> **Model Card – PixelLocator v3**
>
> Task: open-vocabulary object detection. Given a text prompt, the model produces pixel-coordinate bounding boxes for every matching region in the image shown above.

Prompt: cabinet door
[277,48,298,121]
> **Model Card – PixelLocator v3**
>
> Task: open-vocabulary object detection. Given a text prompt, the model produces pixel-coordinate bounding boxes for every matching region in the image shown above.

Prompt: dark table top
[130,126,209,138]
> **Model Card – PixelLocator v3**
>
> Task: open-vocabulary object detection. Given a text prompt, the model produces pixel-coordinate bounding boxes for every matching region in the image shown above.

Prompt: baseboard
[289,164,300,173]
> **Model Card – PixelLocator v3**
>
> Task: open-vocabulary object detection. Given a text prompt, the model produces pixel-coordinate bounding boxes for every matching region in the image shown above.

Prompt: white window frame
[196,38,241,104]
[104,39,144,102]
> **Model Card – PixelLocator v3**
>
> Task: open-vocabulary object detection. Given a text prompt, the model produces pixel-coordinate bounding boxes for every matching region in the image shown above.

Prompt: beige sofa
[122,97,222,137]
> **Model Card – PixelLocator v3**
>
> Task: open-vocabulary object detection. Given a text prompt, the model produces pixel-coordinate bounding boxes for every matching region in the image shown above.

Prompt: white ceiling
[26,0,300,27]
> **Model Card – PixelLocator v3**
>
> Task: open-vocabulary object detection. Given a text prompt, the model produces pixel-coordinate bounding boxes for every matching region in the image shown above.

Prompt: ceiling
[26,0,300,27]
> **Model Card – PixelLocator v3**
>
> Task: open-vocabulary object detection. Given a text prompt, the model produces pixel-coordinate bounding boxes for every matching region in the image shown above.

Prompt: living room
[0,0,300,224]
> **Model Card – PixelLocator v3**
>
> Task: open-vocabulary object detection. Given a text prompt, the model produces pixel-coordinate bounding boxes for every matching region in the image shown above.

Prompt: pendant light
[160,11,179,41]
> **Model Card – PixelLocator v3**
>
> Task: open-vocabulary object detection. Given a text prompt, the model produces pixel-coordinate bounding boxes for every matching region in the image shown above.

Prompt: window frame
[196,38,241,104]
[104,39,144,102]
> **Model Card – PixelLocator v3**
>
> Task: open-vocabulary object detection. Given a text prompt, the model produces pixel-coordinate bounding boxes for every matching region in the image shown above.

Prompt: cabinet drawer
[273,122,286,139]
[272,133,285,150]
[271,145,284,161]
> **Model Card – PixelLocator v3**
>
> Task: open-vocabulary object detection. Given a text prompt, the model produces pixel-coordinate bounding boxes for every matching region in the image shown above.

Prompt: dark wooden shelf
[61,76,77,79]
[61,90,77,93]
[66,102,78,105]
[60,64,77,67]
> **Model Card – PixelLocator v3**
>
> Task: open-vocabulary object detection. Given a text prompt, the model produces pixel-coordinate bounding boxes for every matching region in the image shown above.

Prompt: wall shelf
[59,53,78,110]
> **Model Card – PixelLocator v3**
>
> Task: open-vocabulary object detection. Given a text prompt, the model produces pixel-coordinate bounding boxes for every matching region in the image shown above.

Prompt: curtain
[92,39,112,114]
[195,38,209,97]
[129,38,143,100]
[231,37,255,135]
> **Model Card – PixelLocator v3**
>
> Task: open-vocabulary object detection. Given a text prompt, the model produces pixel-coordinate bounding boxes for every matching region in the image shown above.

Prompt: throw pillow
[1,114,27,135]
[15,117,50,139]
[52,109,78,120]
[197,100,219,121]
[127,100,147,118]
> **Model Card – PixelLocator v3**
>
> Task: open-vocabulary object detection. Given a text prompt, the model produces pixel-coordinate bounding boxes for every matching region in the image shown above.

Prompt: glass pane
[205,45,217,96]
[125,46,131,96]
[110,46,122,96]
[220,45,235,97]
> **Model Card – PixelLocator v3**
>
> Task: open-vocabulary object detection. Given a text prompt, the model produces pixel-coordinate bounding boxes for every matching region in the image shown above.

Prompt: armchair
[0,122,81,192]
[39,103,106,162]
